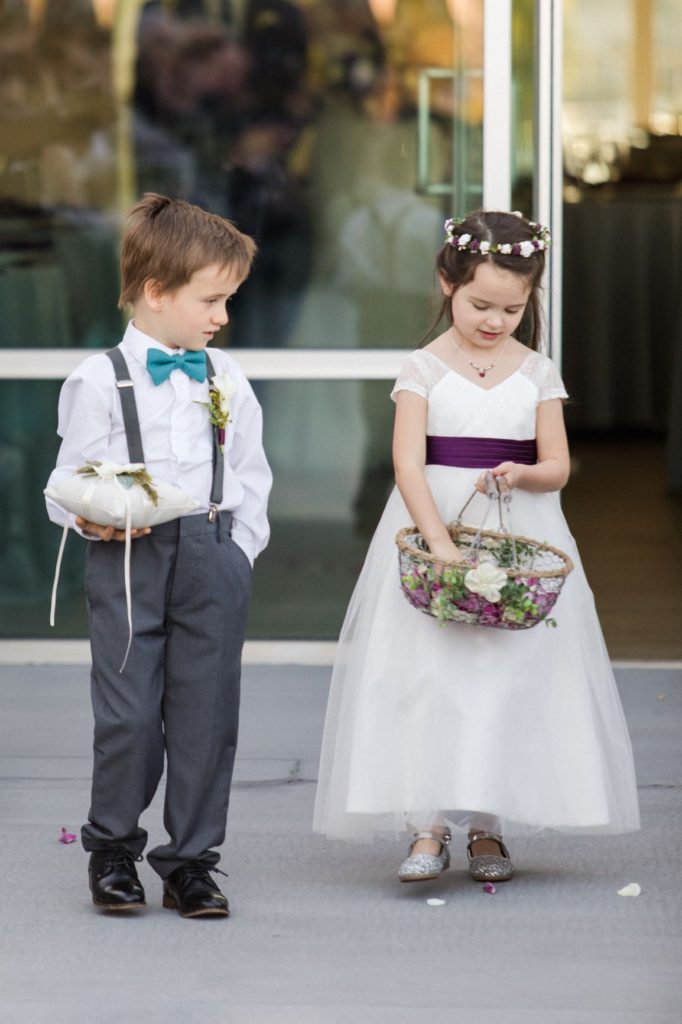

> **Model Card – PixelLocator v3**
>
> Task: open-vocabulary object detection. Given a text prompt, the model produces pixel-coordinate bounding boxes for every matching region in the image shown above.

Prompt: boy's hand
[76,516,152,542]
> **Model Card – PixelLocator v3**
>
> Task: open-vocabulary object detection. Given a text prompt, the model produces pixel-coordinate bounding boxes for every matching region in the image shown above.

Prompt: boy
[45,193,271,917]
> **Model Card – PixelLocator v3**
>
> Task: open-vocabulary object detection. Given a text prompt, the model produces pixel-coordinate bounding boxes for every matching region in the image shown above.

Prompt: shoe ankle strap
[467,831,509,857]
[412,830,451,846]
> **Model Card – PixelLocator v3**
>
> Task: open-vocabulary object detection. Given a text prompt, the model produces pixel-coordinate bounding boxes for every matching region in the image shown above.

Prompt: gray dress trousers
[81,510,252,878]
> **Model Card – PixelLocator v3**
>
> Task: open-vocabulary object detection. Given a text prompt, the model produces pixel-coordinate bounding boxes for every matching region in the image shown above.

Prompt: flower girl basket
[43,348,228,670]
[396,473,574,630]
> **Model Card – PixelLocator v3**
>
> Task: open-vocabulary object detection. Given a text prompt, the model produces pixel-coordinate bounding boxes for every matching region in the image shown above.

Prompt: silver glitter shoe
[467,830,514,882]
[398,830,451,883]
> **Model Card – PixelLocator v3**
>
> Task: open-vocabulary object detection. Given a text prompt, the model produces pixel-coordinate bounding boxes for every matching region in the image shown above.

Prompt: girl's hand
[474,462,524,494]
[428,538,463,565]
[76,516,152,542]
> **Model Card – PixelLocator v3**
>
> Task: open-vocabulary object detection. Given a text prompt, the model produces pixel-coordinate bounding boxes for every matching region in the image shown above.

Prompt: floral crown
[444,214,551,258]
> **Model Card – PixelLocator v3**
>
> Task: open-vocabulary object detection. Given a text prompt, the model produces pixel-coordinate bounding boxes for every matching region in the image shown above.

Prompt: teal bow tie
[146,348,207,385]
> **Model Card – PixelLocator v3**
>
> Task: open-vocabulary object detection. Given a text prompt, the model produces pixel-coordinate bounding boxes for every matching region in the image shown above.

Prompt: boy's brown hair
[119,193,257,307]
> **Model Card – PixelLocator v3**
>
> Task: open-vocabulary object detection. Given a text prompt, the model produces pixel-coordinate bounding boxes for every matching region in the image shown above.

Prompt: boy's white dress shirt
[46,321,272,565]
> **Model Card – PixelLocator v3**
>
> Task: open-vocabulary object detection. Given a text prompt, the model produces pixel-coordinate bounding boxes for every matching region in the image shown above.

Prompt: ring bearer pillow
[45,460,198,530]
[45,462,199,672]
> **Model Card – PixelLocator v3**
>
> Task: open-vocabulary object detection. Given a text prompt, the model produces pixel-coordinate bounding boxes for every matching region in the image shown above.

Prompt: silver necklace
[449,329,509,379]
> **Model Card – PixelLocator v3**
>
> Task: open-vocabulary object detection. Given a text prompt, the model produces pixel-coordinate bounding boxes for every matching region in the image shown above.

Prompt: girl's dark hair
[433,210,547,351]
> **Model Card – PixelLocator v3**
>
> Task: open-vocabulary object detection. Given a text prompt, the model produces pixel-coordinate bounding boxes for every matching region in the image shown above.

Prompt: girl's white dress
[313,349,640,840]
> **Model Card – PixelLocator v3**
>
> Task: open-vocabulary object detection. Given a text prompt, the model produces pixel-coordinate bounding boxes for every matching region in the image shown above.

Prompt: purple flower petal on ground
[483,882,496,894]
[59,827,77,844]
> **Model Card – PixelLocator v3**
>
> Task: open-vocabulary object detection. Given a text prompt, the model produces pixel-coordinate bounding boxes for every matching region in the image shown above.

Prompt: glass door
[0,0,561,648]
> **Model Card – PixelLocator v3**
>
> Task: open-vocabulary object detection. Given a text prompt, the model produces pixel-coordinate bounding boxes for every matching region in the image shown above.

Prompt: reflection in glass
[249,379,396,638]
[0,381,87,637]
[0,0,492,352]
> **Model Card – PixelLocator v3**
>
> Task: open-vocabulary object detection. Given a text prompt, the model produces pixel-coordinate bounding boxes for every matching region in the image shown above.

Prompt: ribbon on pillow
[50,464,143,672]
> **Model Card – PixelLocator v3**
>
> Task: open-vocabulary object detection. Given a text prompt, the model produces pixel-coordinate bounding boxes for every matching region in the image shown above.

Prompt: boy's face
[144,263,242,351]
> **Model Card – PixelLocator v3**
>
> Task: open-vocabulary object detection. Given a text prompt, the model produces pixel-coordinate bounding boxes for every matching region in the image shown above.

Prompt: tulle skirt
[313,468,640,841]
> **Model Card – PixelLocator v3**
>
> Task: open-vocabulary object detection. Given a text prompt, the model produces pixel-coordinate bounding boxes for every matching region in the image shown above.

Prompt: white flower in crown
[464,562,508,603]
[211,373,237,419]
[499,243,512,255]
[519,241,535,258]
[479,241,491,255]
[458,233,472,246]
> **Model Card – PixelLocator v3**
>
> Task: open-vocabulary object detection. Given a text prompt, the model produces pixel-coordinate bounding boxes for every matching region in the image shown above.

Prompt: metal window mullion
[535,0,563,364]
[0,349,409,381]
[483,0,512,211]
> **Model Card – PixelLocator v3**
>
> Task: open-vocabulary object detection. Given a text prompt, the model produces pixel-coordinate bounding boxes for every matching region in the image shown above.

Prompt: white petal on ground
[617,883,641,897]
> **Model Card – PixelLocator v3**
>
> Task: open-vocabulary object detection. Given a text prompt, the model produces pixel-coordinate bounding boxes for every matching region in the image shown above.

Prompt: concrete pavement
[0,664,680,1024]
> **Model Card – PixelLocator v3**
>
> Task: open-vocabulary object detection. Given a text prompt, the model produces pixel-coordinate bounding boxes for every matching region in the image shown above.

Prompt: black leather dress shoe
[89,849,146,911]
[162,861,230,918]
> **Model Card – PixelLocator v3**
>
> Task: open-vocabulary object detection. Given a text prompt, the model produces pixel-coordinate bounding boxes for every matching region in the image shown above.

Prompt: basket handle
[453,472,519,566]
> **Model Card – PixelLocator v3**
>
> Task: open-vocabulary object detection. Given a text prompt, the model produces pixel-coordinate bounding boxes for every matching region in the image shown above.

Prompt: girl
[313,210,640,884]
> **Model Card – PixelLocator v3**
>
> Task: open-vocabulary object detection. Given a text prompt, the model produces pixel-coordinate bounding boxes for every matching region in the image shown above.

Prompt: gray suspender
[204,353,224,512]
[106,348,145,463]
[105,348,224,511]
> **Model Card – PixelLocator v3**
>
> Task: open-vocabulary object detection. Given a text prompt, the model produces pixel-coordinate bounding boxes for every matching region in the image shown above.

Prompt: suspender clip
[208,504,218,523]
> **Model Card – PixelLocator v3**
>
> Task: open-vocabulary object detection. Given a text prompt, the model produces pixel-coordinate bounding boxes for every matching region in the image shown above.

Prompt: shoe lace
[179,861,228,882]
[100,849,142,872]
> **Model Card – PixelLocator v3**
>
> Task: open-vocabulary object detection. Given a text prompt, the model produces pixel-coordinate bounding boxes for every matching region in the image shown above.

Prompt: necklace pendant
[478,370,486,378]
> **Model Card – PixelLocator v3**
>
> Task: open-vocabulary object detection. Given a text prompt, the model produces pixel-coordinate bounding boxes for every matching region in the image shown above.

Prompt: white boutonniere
[196,372,236,452]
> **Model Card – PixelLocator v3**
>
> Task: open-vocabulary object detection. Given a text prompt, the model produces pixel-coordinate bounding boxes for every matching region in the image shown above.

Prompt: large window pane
[0,378,397,640]
[0,380,86,637]
[0,0,489,352]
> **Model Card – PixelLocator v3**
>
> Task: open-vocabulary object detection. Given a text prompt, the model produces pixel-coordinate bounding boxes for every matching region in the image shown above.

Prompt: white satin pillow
[44,461,198,529]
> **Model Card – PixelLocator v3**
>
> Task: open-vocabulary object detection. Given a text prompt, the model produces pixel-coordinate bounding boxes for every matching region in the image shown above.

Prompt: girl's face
[444,261,530,351]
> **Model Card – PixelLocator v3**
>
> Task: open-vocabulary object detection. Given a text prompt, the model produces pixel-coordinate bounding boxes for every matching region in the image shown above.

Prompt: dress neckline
[421,348,533,393]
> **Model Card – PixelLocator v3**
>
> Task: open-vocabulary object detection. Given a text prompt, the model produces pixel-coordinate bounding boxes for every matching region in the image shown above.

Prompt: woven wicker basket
[396,478,574,631]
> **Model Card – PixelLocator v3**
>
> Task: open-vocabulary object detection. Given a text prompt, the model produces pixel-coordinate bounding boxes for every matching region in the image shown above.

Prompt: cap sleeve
[520,352,568,402]
[539,357,568,402]
[390,351,436,402]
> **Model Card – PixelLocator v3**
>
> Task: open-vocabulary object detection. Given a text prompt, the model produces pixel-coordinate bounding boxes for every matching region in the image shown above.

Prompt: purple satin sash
[426,435,537,468]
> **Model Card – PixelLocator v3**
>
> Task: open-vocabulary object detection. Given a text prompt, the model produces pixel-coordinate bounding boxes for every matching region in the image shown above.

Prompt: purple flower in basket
[479,602,503,626]
[401,570,432,610]
[455,593,481,614]
[409,586,431,610]
[534,590,558,614]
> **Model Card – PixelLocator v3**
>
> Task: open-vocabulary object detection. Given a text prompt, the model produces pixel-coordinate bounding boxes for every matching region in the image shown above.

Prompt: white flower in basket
[464,562,508,603]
